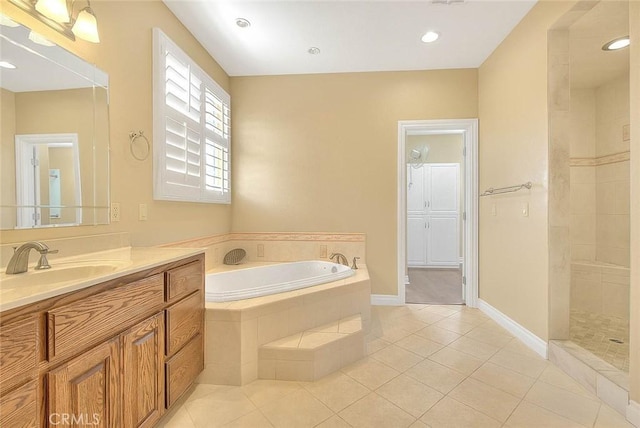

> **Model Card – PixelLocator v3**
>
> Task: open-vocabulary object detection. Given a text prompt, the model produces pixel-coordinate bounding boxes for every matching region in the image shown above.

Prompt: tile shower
[569,73,631,372]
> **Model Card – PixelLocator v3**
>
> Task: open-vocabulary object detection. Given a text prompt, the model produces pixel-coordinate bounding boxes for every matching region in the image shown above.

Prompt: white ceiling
[570,1,629,89]
[163,0,537,77]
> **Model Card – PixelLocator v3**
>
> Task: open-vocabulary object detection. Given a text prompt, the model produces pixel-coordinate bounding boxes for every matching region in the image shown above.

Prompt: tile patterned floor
[159,305,633,428]
[406,269,464,305]
[570,310,630,372]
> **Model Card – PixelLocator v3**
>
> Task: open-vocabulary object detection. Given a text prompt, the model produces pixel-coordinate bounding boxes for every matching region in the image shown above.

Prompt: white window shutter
[153,28,230,203]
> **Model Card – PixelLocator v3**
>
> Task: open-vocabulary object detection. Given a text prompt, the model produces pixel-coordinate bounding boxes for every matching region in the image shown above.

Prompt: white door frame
[396,119,478,307]
[15,133,82,228]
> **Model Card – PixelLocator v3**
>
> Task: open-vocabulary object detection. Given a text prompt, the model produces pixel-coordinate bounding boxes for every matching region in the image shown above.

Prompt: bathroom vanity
[0,250,204,427]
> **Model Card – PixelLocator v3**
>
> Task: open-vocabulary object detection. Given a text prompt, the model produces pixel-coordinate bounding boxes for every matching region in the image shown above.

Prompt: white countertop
[0,247,204,312]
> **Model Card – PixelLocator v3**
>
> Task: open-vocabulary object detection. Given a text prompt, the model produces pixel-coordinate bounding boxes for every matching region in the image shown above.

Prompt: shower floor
[569,309,629,372]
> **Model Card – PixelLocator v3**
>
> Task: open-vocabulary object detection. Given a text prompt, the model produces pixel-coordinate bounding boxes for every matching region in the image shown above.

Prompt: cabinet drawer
[166,291,202,357]
[166,261,202,304]
[165,333,203,408]
[0,380,37,428]
[48,274,164,359]
[0,318,38,392]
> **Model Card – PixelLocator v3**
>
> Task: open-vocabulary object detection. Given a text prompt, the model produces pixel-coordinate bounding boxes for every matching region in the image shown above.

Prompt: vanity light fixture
[602,36,630,51]
[421,31,439,43]
[35,0,70,23]
[7,0,100,43]
[0,61,17,69]
[308,47,321,55]
[71,4,99,43]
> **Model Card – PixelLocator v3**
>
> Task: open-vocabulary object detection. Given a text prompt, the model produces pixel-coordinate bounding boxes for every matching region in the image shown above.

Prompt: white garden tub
[205,260,355,302]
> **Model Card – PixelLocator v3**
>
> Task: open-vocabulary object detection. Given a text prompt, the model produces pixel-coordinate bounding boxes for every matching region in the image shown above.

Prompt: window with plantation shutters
[153,28,231,203]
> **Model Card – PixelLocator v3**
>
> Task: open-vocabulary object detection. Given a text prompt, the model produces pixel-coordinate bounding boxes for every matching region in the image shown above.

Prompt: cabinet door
[407,165,426,215]
[426,164,459,214]
[0,380,37,428]
[48,337,120,428]
[407,216,427,266]
[122,313,164,428]
[427,216,459,266]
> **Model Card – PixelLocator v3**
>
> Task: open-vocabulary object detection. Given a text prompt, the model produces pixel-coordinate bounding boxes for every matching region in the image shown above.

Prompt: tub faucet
[329,253,349,266]
[351,257,360,270]
[5,241,58,274]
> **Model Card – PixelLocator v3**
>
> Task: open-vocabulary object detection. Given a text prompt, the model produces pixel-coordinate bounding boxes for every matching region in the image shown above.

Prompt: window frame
[152,28,231,204]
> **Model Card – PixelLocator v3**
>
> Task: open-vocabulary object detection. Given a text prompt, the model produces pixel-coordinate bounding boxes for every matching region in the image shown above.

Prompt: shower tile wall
[570,74,630,267]
[594,75,631,267]
[570,89,597,262]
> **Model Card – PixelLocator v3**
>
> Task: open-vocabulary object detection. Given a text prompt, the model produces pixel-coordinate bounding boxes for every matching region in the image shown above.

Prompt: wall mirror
[0,14,109,229]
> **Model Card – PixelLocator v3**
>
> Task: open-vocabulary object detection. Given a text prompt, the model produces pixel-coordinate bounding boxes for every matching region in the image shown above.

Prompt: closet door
[407,165,427,266]
[426,164,460,267]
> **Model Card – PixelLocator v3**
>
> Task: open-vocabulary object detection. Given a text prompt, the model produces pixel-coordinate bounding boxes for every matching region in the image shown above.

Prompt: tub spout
[329,253,349,266]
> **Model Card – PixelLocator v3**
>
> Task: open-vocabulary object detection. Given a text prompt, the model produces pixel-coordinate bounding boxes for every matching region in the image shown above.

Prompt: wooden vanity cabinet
[48,336,121,427]
[0,316,39,427]
[0,253,204,428]
[122,313,165,428]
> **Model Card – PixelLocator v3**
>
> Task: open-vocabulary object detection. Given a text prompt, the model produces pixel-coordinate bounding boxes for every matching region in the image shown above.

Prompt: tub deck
[201,264,371,385]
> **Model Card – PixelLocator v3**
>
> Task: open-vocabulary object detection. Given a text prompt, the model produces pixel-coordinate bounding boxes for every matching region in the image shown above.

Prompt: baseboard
[371,294,403,306]
[628,400,640,427]
[478,299,548,359]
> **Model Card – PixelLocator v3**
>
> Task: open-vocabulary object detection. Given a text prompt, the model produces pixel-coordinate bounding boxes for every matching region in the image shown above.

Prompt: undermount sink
[0,261,131,289]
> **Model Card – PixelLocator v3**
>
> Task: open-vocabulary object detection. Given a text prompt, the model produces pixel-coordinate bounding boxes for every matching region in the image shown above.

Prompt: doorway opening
[397,119,478,307]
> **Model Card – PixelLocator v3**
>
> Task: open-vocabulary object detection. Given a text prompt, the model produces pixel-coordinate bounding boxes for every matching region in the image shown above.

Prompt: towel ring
[129,130,150,161]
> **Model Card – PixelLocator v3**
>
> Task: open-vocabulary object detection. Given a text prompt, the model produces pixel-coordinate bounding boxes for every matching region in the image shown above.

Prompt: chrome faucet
[5,241,58,274]
[329,252,349,266]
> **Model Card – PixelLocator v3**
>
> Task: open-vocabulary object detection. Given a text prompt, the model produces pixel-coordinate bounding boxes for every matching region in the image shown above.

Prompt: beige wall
[628,0,639,405]
[478,1,576,341]
[0,88,16,229]
[230,70,478,295]
[0,0,232,245]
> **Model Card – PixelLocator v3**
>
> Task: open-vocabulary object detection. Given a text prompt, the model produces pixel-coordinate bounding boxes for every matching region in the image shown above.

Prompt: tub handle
[351,257,360,270]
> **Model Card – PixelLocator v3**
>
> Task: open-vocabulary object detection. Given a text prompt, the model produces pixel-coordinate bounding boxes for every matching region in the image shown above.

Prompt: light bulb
[35,0,70,23]
[72,7,100,43]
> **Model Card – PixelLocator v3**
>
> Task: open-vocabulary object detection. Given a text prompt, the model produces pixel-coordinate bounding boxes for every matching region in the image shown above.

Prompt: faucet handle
[35,249,57,270]
[351,257,360,270]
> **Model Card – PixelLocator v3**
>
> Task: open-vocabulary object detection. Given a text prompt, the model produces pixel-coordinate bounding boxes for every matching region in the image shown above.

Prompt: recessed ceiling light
[421,31,439,43]
[602,36,630,51]
[308,47,321,55]
[0,15,20,27]
[0,61,17,69]
[28,31,55,46]
[235,18,251,28]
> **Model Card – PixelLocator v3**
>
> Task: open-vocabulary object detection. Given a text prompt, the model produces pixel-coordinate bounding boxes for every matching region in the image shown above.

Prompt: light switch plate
[139,203,148,221]
[257,244,265,258]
